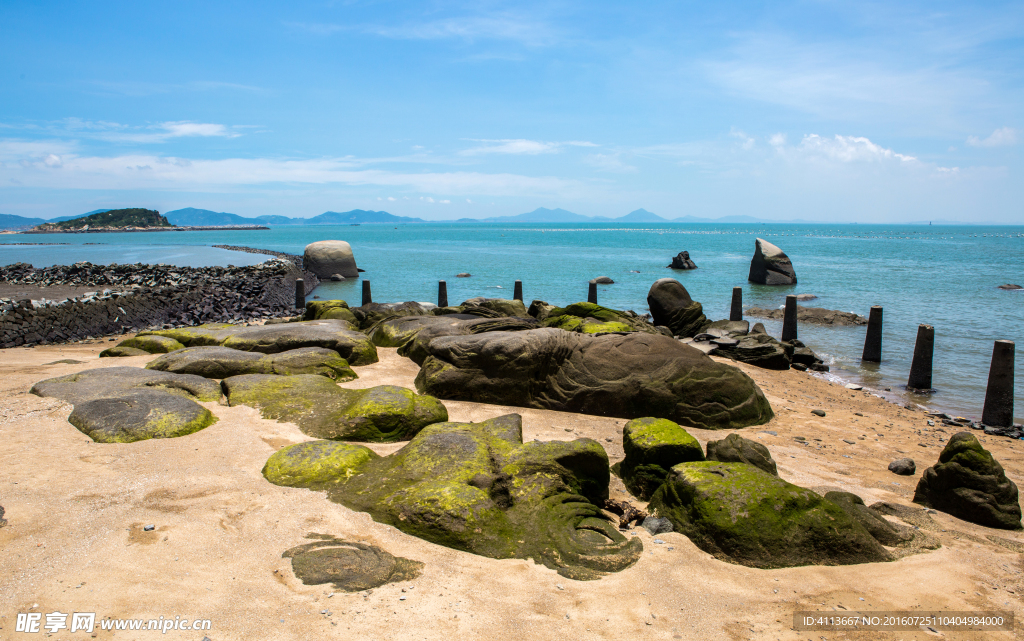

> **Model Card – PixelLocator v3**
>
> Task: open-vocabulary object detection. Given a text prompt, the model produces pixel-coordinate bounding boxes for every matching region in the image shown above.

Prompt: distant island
[35,208,173,231]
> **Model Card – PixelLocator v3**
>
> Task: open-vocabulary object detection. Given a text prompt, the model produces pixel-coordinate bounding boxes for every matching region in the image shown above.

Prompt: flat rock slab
[140,320,378,366]
[649,461,892,568]
[264,414,642,580]
[146,346,357,381]
[369,314,479,349]
[31,367,220,443]
[223,374,447,442]
[415,328,774,430]
[283,535,423,592]
[746,306,867,326]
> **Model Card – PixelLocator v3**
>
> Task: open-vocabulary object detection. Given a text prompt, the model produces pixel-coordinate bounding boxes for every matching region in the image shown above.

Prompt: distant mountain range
[458,207,791,224]
[162,208,425,226]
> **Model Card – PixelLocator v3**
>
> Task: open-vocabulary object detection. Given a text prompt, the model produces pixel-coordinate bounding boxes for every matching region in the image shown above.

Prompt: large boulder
[303,300,358,325]
[264,414,643,580]
[668,251,697,270]
[647,279,709,338]
[706,433,778,475]
[415,328,774,430]
[100,334,184,357]
[649,461,892,568]
[350,302,434,331]
[748,238,797,285]
[399,316,541,365]
[146,346,357,381]
[542,302,663,335]
[222,374,447,442]
[304,240,359,279]
[264,441,379,488]
[141,319,378,366]
[619,417,705,499]
[31,367,220,443]
[912,432,1022,530]
[369,314,478,349]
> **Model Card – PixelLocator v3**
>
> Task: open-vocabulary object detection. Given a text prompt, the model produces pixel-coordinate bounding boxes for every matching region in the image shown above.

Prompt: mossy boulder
[31,367,220,443]
[913,432,1022,530]
[304,300,358,325]
[369,314,477,349]
[542,302,661,335]
[263,441,379,488]
[398,316,540,365]
[223,374,447,442]
[416,328,773,430]
[706,433,778,475]
[461,297,529,317]
[647,279,709,338]
[104,334,185,355]
[146,346,357,381]
[349,302,433,330]
[99,346,150,358]
[824,491,913,547]
[619,417,705,499]
[263,414,642,580]
[141,319,378,366]
[648,461,892,568]
[528,300,558,321]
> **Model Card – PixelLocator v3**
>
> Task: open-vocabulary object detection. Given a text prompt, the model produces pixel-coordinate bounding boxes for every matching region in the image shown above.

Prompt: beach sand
[1,339,1022,640]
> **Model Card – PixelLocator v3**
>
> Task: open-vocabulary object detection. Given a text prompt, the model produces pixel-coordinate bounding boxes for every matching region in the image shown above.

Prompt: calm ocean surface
[3,223,1022,422]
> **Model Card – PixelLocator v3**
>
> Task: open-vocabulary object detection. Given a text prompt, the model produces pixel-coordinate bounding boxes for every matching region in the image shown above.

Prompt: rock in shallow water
[304,240,359,279]
[415,328,774,430]
[265,414,643,580]
[748,238,797,285]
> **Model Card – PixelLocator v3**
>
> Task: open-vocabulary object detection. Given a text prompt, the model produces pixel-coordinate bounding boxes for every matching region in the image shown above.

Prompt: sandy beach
[1,337,1022,640]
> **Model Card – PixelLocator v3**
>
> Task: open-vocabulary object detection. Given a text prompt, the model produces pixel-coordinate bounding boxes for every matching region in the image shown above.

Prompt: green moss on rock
[263,441,379,488]
[619,417,704,499]
[115,335,185,354]
[304,300,358,325]
[99,346,151,358]
[146,346,357,381]
[648,461,892,568]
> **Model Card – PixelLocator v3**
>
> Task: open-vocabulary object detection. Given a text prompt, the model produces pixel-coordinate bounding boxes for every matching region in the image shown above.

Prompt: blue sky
[1,0,1022,222]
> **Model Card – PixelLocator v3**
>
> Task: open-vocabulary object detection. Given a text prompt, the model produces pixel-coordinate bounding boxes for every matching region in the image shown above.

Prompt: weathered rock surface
[824,491,913,547]
[668,251,697,270]
[142,319,378,366]
[105,334,185,355]
[748,238,797,285]
[304,240,358,279]
[649,461,892,567]
[263,414,643,580]
[399,316,540,365]
[528,300,558,321]
[541,302,662,335]
[647,279,709,338]
[283,535,423,592]
[31,367,220,443]
[705,433,778,476]
[913,432,1022,530]
[223,374,447,442]
[370,314,477,349]
[146,346,357,381]
[303,300,358,325]
[350,301,433,331]
[746,305,867,326]
[619,417,704,499]
[264,441,379,488]
[888,458,916,475]
[460,297,530,318]
[416,328,773,430]
[708,331,791,370]
[98,346,150,357]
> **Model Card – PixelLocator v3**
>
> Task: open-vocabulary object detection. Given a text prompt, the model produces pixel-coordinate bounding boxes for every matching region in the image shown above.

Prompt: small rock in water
[590,276,615,284]
[455,273,471,278]
[888,458,916,475]
[330,274,345,281]
[143,524,155,531]
[811,409,826,417]
[794,293,818,300]
[997,284,1022,290]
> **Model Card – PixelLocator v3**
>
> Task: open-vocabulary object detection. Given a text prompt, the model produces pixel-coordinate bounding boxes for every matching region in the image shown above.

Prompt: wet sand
[0,340,1022,640]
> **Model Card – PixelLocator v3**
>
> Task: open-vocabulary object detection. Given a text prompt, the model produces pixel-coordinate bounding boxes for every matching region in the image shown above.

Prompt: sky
[1,0,1022,222]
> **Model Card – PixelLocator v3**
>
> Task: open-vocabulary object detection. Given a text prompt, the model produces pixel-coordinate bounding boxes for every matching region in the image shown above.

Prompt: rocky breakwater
[746,305,867,326]
[0,258,317,348]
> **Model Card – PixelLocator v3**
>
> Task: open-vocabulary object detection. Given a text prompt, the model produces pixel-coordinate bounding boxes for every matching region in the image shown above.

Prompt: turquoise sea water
[3,223,1022,422]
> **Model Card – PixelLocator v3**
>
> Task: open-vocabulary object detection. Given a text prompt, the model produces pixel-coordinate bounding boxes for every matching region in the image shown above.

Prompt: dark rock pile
[0,258,318,348]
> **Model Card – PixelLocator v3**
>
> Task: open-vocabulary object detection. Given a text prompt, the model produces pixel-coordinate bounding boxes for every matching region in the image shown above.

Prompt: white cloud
[459,139,597,156]
[43,154,62,168]
[967,127,1020,148]
[769,133,787,147]
[583,153,637,173]
[387,196,396,201]
[440,199,451,204]
[795,134,916,163]
[730,128,755,150]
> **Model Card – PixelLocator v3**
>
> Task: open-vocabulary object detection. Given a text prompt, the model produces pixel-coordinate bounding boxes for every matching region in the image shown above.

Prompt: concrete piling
[438,281,448,307]
[294,278,305,311]
[861,306,883,362]
[907,324,935,391]
[781,295,798,342]
[513,280,523,302]
[730,287,742,321]
[588,281,597,304]
[362,280,372,306]
[982,340,1015,427]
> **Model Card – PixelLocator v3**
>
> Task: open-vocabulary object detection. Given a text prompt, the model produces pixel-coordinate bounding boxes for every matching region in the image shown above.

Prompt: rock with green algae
[369,314,477,349]
[31,367,220,443]
[140,319,378,366]
[283,534,423,592]
[913,432,1022,530]
[416,328,773,430]
[618,417,704,499]
[100,334,185,357]
[647,279,709,338]
[303,300,358,325]
[264,414,642,580]
[528,300,558,321]
[648,461,893,568]
[705,433,778,476]
[541,302,663,335]
[223,374,447,442]
[146,346,357,381]
[398,316,540,365]
[824,491,914,547]
[264,441,378,488]
[460,297,530,318]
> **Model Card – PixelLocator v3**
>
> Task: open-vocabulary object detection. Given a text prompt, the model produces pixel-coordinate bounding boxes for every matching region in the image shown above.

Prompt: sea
[2,222,1022,422]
